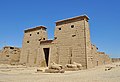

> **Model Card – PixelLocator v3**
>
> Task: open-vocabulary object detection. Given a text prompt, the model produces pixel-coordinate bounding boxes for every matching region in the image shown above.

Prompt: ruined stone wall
[96,52,111,66]
[91,45,98,66]
[20,26,48,66]
[91,44,111,66]
[112,58,120,62]
[0,46,21,64]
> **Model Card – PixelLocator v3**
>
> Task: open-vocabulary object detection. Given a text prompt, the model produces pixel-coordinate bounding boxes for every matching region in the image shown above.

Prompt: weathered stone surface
[45,63,65,73]
[65,64,77,68]
[49,63,63,70]
[0,46,21,65]
[112,58,120,62]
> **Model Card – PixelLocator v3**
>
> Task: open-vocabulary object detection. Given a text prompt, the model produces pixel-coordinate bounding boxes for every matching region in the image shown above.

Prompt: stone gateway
[19,15,111,69]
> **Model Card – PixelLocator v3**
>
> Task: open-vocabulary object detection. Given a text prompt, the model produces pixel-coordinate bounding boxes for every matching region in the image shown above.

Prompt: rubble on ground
[45,62,65,73]
[65,62,82,71]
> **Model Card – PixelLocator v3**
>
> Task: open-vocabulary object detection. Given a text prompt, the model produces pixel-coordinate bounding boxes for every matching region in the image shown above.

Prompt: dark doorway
[97,61,99,66]
[43,48,50,66]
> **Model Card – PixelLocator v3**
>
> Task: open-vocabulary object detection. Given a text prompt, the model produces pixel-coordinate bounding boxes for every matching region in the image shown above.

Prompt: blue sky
[0,0,120,58]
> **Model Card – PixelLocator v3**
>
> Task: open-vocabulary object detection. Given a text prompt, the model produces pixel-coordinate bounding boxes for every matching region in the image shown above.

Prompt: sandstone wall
[91,45,98,66]
[0,46,21,64]
[20,26,48,66]
[54,16,92,69]
[112,58,120,62]
[36,42,57,67]
[96,52,111,66]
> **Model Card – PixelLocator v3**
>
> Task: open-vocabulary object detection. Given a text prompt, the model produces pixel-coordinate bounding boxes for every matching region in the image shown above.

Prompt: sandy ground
[0,63,120,82]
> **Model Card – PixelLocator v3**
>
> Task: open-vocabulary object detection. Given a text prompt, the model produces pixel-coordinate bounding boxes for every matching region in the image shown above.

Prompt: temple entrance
[43,48,50,66]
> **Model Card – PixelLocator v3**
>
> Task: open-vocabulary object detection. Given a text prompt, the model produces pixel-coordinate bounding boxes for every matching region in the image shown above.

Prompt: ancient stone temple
[19,15,111,69]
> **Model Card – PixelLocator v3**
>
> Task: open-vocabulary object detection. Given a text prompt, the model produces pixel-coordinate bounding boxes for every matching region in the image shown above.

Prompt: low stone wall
[112,58,120,62]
